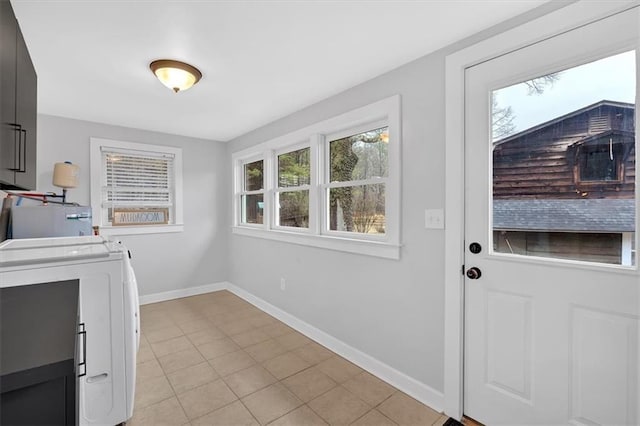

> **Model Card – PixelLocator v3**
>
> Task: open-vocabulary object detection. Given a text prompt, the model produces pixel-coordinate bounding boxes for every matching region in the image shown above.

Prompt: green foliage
[244,160,264,191]
[278,148,310,187]
[278,148,311,227]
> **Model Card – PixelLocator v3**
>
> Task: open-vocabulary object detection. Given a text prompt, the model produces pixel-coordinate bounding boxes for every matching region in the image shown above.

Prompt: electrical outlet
[425,209,445,229]
[280,278,286,290]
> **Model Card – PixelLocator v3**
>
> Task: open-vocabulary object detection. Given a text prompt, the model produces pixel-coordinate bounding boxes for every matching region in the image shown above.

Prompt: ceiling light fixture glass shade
[150,59,202,93]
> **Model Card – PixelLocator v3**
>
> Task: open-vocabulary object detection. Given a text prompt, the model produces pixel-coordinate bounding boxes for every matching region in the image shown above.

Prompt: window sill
[232,226,401,259]
[97,224,184,236]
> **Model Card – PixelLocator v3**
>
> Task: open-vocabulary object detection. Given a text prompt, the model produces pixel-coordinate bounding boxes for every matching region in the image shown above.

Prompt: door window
[491,51,636,266]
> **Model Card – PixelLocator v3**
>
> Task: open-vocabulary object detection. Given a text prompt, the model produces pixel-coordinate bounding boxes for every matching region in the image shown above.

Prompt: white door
[464,6,639,425]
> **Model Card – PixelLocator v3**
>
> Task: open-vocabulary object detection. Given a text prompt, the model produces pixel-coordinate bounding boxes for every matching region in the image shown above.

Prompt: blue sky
[493,50,636,135]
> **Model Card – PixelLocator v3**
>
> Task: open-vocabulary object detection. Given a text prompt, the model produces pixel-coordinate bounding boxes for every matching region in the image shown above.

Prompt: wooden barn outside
[492,100,635,265]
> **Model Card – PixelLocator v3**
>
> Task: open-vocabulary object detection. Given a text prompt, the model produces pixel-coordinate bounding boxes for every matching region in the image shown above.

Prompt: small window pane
[329,184,385,234]
[242,193,264,224]
[278,148,310,188]
[330,127,388,182]
[244,160,264,191]
[278,190,309,228]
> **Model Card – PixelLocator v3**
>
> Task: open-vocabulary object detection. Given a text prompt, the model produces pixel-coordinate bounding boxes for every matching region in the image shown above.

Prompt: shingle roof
[493,100,634,146]
[493,199,635,232]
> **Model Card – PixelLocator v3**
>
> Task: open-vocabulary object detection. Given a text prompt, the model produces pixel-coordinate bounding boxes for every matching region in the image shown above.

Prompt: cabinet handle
[18,129,26,173]
[8,123,21,171]
[86,373,108,383]
[78,322,87,378]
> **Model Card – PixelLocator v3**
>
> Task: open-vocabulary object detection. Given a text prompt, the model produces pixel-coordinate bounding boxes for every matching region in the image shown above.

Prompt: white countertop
[0,236,122,268]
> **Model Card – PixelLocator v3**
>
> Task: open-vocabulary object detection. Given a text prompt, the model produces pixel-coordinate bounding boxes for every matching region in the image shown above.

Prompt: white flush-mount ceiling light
[149,59,202,93]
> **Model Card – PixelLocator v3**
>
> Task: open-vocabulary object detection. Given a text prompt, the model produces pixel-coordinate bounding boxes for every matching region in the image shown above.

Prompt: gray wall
[227,52,448,391]
[225,1,562,395]
[36,114,229,296]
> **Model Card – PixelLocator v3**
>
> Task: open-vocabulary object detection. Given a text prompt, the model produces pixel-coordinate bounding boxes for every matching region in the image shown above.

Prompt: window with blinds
[102,149,175,223]
[90,137,183,233]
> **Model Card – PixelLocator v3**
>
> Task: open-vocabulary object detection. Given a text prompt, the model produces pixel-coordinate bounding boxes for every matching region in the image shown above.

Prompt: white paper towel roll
[53,161,80,189]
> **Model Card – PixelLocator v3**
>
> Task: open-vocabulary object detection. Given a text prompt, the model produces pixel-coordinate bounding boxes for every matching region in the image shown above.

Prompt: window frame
[90,137,184,236]
[238,155,266,228]
[576,142,624,184]
[323,119,390,240]
[232,95,401,259]
[273,141,314,233]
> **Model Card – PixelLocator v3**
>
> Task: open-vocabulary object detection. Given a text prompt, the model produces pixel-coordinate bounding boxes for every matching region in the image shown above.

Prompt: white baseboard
[139,282,228,305]
[226,283,445,413]
[140,281,444,412]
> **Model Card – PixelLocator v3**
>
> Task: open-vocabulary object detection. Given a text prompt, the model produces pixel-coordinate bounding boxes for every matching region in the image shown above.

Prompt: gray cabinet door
[0,1,17,187]
[14,24,37,190]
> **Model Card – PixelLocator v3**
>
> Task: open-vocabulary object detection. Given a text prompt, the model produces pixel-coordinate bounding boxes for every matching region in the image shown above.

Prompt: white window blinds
[102,148,175,212]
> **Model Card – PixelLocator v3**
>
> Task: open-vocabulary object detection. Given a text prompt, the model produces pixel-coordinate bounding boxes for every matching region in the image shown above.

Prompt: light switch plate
[425,209,444,229]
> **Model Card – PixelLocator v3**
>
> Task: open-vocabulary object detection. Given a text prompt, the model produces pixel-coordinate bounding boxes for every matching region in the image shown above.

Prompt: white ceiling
[11,0,548,142]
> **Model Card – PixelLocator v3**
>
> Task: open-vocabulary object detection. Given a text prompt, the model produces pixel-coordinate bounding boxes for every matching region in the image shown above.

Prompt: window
[241,159,265,225]
[90,138,183,235]
[232,95,400,259]
[578,143,622,182]
[328,125,388,235]
[276,147,310,228]
[571,132,635,186]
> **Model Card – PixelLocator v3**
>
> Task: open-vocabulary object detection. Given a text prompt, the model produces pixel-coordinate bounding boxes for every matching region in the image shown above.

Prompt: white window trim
[237,154,266,229]
[90,137,184,236]
[232,95,401,259]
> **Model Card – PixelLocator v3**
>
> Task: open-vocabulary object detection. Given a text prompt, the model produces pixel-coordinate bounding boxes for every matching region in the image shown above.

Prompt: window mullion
[313,134,324,236]
[242,189,266,196]
[324,177,388,189]
[273,185,311,193]
[265,150,275,230]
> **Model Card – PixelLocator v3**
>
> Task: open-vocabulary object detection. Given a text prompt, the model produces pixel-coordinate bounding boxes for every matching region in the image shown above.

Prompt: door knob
[466,267,482,279]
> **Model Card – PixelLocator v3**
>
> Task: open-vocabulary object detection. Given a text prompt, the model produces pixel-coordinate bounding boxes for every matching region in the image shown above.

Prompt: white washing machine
[0,236,139,425]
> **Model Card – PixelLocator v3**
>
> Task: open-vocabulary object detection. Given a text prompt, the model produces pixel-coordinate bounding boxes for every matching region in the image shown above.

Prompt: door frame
[443,0,640,419]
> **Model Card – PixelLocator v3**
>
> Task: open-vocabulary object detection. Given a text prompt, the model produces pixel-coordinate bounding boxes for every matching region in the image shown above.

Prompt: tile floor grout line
[136,291,443,425]
[178,377,240,422]
[304,398,332,425]
[237,397,262,426]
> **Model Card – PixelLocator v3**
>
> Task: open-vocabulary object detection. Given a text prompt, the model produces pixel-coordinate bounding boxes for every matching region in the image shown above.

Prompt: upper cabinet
[0,0,37,190]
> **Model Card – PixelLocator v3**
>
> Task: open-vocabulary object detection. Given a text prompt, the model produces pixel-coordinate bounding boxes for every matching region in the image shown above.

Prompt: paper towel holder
[52,161,79,204]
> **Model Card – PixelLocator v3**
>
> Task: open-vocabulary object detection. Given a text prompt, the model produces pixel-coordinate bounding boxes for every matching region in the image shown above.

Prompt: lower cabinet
[0,360,76,426]
[0,258,128,426]
[0,280,79,426]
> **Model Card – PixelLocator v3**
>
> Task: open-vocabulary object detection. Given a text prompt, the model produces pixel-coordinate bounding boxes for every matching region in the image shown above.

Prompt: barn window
[578,140,623,182]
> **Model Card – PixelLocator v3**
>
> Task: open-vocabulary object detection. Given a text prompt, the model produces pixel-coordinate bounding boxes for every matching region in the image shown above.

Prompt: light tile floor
[130,290,448,426]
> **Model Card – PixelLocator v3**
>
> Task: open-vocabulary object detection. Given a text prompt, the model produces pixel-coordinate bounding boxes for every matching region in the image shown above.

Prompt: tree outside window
[329,126,388,234]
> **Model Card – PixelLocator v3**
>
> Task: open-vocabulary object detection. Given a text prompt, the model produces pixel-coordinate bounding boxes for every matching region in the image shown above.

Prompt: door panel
[570,307,638,425]
[485,290,532,403]
[464,6,639,425]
